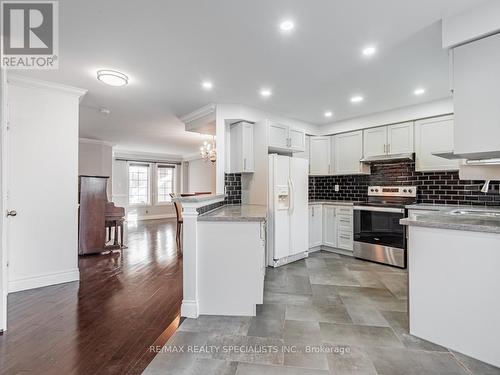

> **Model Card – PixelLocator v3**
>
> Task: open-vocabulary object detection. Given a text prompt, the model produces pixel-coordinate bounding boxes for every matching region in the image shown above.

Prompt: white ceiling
[18,0,483,156]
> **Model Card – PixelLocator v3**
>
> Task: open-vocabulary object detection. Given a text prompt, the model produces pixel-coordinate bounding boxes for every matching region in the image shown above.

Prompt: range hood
[360,153,414,163]
[433,150,500,164]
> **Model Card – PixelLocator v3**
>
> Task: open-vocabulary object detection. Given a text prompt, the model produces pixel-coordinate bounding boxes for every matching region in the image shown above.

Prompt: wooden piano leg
[113,221,119,246]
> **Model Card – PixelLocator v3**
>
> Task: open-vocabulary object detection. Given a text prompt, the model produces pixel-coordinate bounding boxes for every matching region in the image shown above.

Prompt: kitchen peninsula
[173,194,267,318]
[401,209,500,368]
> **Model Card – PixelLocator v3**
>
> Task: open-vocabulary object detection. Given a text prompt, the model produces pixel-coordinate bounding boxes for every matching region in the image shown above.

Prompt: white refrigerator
[267,154,309,267]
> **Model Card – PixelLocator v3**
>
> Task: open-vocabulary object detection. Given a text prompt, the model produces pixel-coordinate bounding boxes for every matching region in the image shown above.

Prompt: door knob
[6,210,17,217]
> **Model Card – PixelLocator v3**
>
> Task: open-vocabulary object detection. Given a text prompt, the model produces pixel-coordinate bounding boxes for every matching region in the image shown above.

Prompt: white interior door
[6,79,82,293]
[290,157,308,256]
[0,68,7,331]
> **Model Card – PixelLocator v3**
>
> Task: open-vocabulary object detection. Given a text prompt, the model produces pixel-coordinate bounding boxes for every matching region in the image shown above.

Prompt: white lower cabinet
[322,205,337,247]
[309,203,353,253]
[309,204,323,248]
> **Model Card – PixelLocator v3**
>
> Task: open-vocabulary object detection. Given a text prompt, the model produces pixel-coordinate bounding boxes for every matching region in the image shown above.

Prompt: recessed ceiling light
[260,88,272,97]
[324,111,333,118]
[362,46,376,57]
[350,96,364,103]
[96,70,129,87]
[202,80,213,90]
[414,88,426,96]
[279,20,295,32]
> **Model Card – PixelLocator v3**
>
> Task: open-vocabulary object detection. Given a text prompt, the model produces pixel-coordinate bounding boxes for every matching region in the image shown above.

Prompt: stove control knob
[375,189,379,192]
[403,189,407,193]
[370,189,374,192]
[408,189,413,193]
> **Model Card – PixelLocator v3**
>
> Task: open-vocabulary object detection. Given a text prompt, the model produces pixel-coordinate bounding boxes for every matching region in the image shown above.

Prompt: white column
[180,203,199,318]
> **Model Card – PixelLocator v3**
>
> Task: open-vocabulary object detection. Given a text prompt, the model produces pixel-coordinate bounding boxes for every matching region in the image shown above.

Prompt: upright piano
[78,175,125,255]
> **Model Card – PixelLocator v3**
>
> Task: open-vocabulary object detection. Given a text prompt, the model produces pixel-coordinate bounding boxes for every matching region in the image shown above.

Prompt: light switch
[334,184,340,192]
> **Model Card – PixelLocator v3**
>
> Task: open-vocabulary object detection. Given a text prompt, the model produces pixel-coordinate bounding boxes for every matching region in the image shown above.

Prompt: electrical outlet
[334,184,340,192]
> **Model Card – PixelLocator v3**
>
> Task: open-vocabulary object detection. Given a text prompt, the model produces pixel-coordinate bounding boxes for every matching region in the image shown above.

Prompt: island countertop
[401,210,500,234]
[198,204,267,222]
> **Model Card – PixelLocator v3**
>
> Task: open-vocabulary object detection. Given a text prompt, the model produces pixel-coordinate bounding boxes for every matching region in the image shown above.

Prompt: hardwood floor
[0,219,183,375]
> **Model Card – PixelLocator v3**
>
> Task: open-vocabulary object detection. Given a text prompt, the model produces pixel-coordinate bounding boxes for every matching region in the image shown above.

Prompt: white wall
[79,138,113,196]
[187,158,216,193]
[6,76,85,293]
[316,98,453,135]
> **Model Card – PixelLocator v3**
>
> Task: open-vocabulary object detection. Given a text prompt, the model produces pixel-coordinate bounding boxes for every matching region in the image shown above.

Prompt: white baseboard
[181,299,199,318]
[8,268,80,293]
[134,214,176,221]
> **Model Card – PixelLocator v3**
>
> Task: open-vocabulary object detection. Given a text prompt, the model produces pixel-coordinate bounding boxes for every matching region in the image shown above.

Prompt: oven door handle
[353,206,404,214]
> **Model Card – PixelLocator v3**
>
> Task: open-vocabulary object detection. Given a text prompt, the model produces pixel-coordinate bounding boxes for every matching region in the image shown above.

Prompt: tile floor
[144,251,500,375]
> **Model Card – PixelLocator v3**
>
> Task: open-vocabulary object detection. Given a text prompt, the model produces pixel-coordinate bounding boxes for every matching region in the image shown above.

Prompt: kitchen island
[401,209,500,368]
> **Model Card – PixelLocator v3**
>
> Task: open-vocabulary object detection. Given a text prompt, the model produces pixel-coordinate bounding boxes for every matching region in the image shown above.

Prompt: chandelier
[200,136,216,163]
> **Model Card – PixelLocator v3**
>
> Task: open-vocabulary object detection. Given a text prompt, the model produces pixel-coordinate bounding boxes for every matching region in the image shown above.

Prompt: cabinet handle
[387,143,390,154]
[328,164,331,174]
[312,207,314,217]
[384,144,387,154]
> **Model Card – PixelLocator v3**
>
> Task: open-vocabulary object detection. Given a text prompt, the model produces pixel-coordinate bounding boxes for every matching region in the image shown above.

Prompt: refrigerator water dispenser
[275,185,290,210]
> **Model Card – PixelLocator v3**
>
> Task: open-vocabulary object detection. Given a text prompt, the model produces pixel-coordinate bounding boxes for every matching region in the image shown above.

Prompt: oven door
[353,206,406,268]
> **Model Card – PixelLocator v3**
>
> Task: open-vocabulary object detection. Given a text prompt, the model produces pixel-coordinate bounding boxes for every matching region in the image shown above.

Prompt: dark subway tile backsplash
[309,161,500,206]
[224,173,242,205]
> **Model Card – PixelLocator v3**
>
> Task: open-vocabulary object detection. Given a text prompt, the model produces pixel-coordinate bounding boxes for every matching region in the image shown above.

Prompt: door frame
[0,66,8,332]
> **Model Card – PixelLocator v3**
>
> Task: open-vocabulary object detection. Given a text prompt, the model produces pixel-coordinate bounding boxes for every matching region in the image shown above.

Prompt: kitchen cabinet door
[268,122,289,150]
[289,127,306,152]
[415,116,459,172]
[230,121,254,173]
[309,204,323,248]
[309,137,331,175]
[322,205,337,248]
[294,135,310,161]
[453,33,500,156]
[388,122,414,154]
[363,126,387,157]
[334,131,368,175]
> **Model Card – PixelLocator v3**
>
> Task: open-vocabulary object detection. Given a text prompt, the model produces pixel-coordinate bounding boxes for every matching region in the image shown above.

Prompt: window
[128,163,150,205]
[157,165,176,203]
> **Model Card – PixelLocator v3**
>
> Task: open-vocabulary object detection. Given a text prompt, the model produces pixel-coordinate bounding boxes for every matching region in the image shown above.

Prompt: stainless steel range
[353,186,417,268]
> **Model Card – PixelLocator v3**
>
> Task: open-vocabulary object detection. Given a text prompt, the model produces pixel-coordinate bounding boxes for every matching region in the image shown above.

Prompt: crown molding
[180,103,216,124]
[7,74,87,100]
[79,138,115,147]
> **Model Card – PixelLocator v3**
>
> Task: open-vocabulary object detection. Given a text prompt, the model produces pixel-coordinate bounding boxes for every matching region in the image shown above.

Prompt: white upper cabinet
[415,116,460,172]
[334,131,369,175]
[268,122,289,150]
[267,121,305,153]
[289,128,306,152]
[309,136,331,175]
[387,122,414,154]
[230,121,254,173]
[363,122,414,157]
[322,205,337,248]
[453,33,500,158]
[363,126,387,158]
[294,135,310,161]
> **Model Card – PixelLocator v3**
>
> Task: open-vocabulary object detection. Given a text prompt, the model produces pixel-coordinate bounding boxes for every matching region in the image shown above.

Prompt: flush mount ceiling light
[96,70,129,87]
[279,20,295,32]
[414,87,426,96]
[260,88,272,98]
[362,45,377,57]
[324,111,333,118]
[202,80,213,90]
[350,95,364,103]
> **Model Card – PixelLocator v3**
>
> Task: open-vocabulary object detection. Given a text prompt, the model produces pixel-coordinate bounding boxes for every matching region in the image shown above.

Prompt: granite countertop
[172,194,226,203]
[401,210,500,234]
[406,203,500,213]
[198,204,267,222]
[309,200,360,206]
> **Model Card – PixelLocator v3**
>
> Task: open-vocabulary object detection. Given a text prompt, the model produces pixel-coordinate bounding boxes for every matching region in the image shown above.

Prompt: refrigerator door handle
[289,178,295,215]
